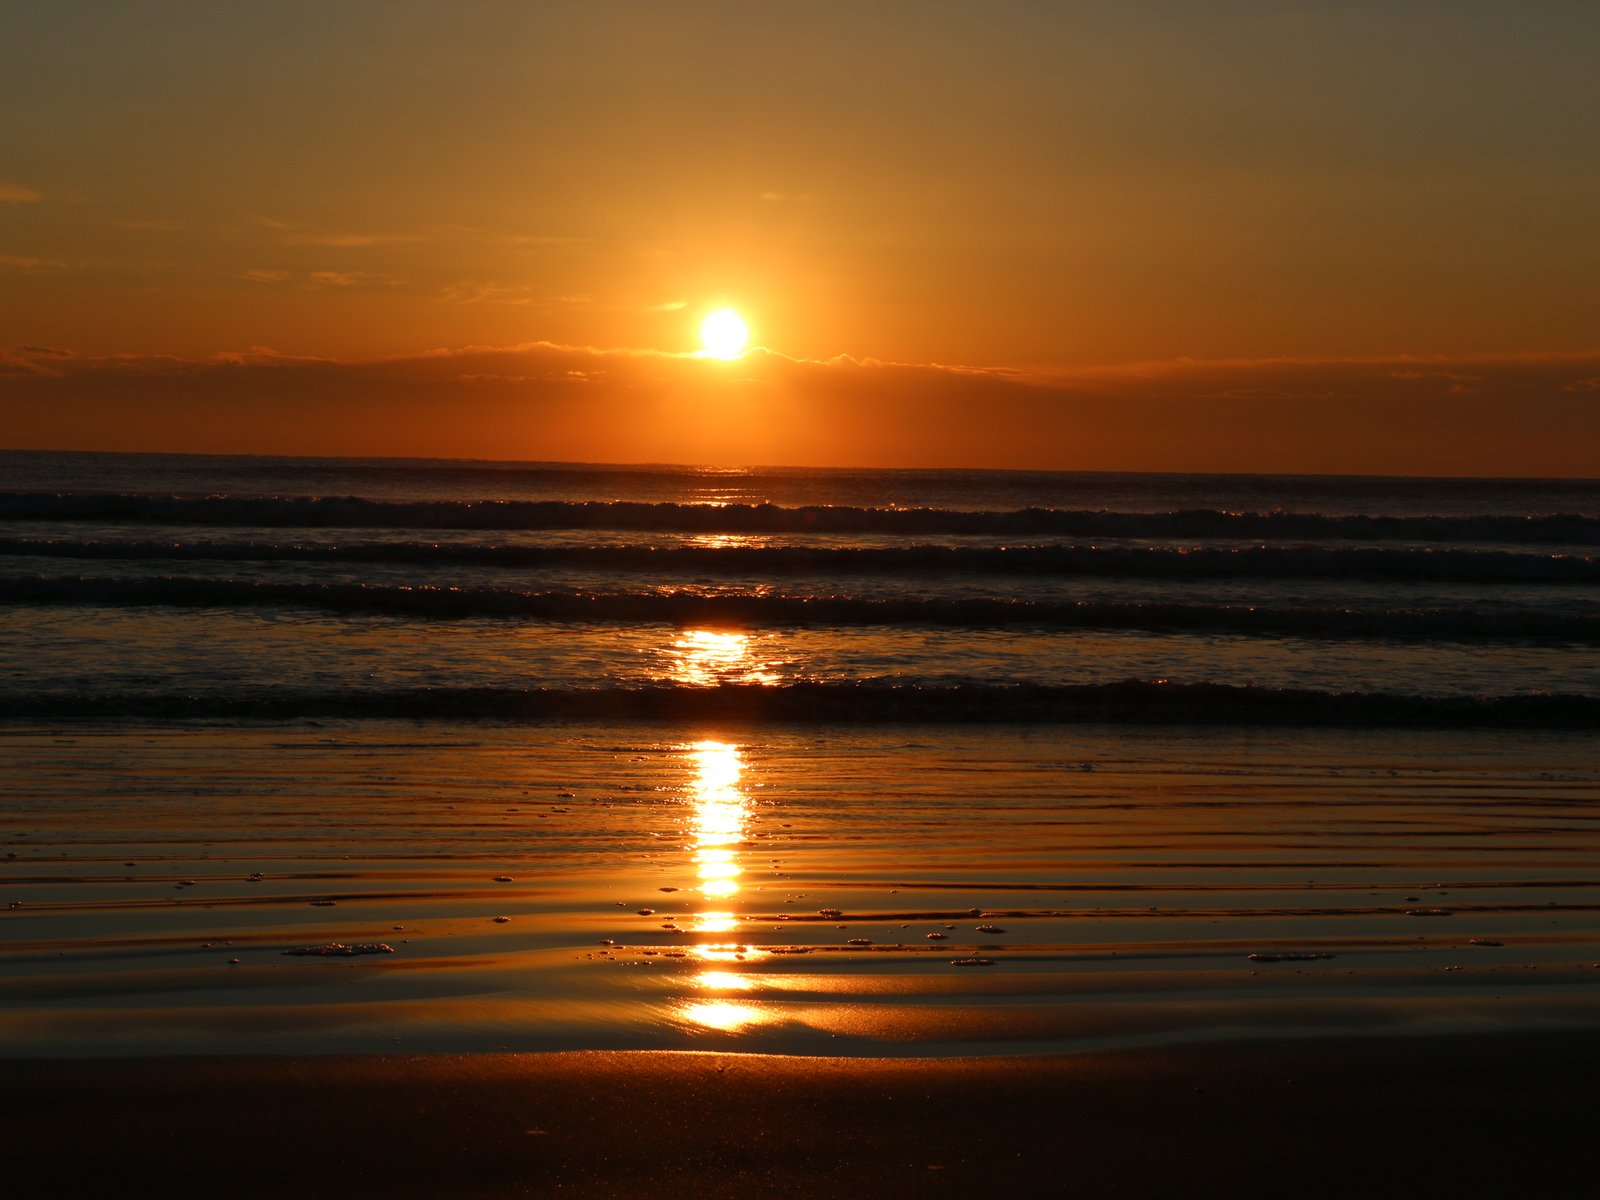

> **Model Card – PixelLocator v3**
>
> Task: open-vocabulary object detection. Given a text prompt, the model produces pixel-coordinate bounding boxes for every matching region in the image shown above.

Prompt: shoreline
[6,724,1599,1065]
[16,1032,1598,1197]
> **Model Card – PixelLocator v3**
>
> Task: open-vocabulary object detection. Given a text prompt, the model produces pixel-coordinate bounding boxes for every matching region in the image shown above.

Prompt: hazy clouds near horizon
[2,2,1597,472]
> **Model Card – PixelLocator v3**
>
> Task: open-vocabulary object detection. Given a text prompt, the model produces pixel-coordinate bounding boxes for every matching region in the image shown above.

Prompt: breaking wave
[3,536,1596,583]
[4,492,1597,544]
[3,575,1594,642]
[6,681,1596,728]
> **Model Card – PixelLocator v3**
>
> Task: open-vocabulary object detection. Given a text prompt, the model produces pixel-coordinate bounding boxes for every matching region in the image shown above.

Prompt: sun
[698,308,750,359]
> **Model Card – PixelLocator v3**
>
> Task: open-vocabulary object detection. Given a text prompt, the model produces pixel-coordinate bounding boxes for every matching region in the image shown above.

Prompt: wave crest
[3,575,1594,642]
[5,681,1595,728]
[4,492,1596,544]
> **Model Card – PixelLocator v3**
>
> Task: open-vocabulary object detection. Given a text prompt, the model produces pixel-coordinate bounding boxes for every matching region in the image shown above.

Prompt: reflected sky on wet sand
[661,628,783,688]
[3,662,1600,1057]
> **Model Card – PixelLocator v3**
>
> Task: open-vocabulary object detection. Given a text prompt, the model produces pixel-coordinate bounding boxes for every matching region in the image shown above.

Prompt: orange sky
[3,2,1597,474]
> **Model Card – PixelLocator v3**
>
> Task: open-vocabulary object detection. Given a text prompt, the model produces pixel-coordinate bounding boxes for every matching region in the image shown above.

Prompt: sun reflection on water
[690,740,746,908]
[692,943,763,963]
[685,467,755,506]
[680,1001,768,1032]
[688,912,741,935]
[677,739,771,1032]
[667,629,781,687]
[696,970,754,991]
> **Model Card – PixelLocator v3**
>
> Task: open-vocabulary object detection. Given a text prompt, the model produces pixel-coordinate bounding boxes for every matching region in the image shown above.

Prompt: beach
[5,724,1598,1060]
[5,718,1599,1197]
[11,4,1600,1192]
[16,1035,1600,1197]
[3,454,1597,1193]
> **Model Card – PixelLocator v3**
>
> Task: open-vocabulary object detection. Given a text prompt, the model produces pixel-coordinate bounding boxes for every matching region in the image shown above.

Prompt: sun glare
[699,309,749,359]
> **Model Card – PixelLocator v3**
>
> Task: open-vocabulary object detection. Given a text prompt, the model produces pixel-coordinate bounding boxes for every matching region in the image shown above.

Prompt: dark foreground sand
[12,1033,1595,1198]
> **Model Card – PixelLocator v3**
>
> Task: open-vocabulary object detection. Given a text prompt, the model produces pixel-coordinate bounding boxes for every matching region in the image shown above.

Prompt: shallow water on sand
[3,723,1597,1057]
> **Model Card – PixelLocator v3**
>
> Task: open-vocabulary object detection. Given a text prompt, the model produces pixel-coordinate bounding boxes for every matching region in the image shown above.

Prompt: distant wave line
[4,681,1597,729]
[2,537,1596,583]
[3,575,1594,643]
[3,493,1597,544]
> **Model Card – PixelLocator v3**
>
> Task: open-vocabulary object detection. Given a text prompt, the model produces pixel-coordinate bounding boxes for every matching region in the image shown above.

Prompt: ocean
[1,450,1597,1056]
[3,450,1598,721]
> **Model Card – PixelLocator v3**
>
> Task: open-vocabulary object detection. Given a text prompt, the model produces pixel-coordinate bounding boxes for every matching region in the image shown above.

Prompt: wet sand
[5,724,1600,1057]
[15,1033,1597,1198]
[5,724,1598,1196]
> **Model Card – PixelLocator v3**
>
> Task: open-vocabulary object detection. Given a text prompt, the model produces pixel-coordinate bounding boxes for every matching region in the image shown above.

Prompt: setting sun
[698,309,750,359]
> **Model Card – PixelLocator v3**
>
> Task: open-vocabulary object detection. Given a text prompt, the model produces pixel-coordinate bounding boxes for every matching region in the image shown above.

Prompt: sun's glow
[690,740,749,909]
[682,1000,768,1032]
[692,943,763,962]
[667,629,780,687]
[696,970,755,991]
[699,308,749,359]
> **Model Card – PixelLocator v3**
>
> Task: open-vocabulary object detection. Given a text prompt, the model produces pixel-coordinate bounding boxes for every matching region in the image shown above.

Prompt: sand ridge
[12,1034,1597,1198]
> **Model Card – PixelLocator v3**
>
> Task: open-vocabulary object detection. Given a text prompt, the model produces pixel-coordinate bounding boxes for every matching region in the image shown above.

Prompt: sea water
[1,451,1597,1056]
[2,451,1597,717]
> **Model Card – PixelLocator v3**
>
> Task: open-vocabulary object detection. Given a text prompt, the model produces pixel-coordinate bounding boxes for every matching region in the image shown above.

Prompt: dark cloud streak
[2,343,1595,476]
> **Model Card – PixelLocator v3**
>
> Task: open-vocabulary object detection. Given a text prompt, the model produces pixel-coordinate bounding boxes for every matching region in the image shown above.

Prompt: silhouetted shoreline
[15,1033,1597,1198]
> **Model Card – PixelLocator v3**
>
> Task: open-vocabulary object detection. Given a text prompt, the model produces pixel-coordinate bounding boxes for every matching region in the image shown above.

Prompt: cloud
[0,345,73,377]
[436,282,592,307]
[248,216,416,248]
[238,268,400,288]
[210,346,331,366]
[259,216,579,250]
[1387,368,1481,391]
[0,255,71,271]
[307,270,399,288]
[0,183,43,203]
[1,345,196,378]
[434,224,587,249]
[280,232,411,247]
[2,343,1596,475]
[438,279,534,305]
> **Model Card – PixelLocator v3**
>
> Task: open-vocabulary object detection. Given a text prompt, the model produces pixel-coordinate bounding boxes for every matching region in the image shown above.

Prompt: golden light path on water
[663,626,782,1032]
[666,628,781,687]
[688,739,744,917]
[681,738,775,1032]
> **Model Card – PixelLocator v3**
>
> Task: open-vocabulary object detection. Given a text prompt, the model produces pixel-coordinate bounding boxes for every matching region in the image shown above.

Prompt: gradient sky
[3,1,1597,472]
